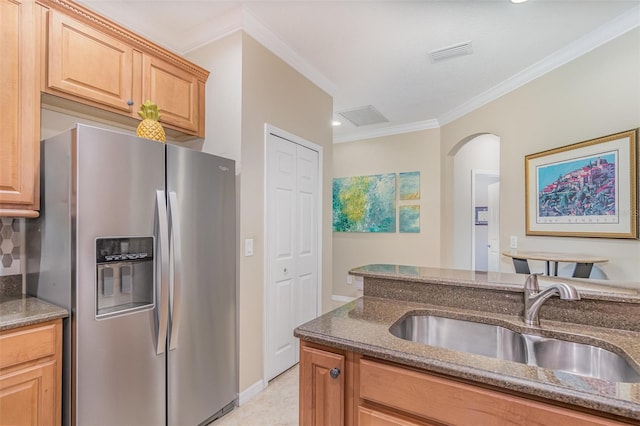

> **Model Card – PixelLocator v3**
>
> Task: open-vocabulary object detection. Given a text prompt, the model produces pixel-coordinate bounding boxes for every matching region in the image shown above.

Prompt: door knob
[330,367,340,379]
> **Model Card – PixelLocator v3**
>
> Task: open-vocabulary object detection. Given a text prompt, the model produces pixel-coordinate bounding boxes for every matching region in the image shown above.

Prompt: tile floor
[211,364,299,426]
[212,300,350,425]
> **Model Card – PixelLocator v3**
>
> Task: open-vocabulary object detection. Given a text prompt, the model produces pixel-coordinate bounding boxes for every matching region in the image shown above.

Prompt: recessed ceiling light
[331,120,342,127]
[511,0,529,3]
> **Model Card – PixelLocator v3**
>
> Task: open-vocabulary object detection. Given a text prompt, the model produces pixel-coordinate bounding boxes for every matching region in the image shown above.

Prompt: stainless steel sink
[389,315,526,362]
[389,314,640,383]
[525,336,640,383]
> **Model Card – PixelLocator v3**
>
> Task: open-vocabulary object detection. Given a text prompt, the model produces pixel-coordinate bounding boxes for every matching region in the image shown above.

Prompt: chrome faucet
[523,274,580,326]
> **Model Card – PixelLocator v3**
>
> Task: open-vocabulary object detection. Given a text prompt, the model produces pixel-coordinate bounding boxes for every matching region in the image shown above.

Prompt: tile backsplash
[0,218,22,276]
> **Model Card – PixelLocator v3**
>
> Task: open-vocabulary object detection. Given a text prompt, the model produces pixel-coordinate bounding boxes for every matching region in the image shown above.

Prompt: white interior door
[487,182,500,272]
[266,130,319,381]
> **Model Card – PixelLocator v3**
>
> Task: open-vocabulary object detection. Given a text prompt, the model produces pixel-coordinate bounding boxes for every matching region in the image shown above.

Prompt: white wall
[473,173,500,271]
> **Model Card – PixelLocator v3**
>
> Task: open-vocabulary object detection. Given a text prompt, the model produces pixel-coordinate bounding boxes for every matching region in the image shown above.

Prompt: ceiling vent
[337,105,389,127]
[430,41,473,62]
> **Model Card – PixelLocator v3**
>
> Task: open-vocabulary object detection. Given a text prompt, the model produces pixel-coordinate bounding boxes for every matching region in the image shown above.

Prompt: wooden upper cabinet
[0,0,40,217]
[41,0,208,138]
[47,11,136,114]
[143,55,200,134]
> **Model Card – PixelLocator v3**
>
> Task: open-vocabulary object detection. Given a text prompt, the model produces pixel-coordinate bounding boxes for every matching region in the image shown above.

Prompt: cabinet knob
[329,367,340,379]
[127,100,134,106]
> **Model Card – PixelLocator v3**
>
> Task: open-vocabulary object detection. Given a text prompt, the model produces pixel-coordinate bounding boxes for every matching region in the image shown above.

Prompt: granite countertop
[295,293,640,421]
[349,264,640,303]
[0,295,68,331]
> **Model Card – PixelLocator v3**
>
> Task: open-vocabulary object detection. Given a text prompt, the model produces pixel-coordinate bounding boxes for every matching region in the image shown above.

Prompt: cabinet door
[48,11,135,113]
[300,345,345,426]
[142,54,200,134]
[0,320,62,426]
[0,0,39,215]
[0,360,58,426]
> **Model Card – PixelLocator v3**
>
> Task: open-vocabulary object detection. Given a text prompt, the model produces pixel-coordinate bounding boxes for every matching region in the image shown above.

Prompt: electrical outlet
[347,274,353,285]
[510,235,518,249]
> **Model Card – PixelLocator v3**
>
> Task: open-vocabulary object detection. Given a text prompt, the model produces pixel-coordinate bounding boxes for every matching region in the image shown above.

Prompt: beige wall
[332,129,441,297]
[184,32,242,165]
[240,33,333,391]
[190,32,333,394]
[441,28,640,283]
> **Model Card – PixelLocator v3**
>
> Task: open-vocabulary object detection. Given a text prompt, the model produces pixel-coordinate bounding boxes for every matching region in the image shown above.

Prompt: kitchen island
[295,265,640,425]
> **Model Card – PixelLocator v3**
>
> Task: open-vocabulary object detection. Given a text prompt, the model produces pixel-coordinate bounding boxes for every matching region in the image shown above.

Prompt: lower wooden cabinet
[0,320,63,426]
[300,342,346,426]
[299,341,635,426]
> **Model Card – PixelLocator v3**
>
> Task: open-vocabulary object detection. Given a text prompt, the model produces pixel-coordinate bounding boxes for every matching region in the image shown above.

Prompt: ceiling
[76,1,640,142]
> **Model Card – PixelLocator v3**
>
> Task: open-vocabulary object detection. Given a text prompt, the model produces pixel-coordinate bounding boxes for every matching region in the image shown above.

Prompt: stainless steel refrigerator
[26,124,237,426]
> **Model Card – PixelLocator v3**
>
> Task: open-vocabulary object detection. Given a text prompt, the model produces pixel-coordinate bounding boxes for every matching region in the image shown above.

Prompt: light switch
[244,239,254,257]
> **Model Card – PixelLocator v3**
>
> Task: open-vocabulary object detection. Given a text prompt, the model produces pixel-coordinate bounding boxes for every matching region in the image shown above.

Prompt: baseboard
[332,294,358,303]
[238,379,266,406]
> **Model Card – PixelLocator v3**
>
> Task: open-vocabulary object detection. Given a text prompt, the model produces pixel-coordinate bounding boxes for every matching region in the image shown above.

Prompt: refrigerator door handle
[156,190,170,355]
[168,191,183,350]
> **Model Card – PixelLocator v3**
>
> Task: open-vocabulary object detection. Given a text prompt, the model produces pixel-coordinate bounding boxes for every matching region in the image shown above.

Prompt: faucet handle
[524,273,542,291]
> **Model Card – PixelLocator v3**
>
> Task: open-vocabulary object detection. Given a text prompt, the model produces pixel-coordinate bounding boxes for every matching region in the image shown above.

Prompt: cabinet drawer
[358,407,428,426]
[0,323,58,369]
[359,358,628,426]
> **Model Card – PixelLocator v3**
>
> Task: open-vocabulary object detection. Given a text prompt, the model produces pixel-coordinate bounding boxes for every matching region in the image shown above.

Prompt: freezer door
[74,125,166,425]
[166,144,237,426]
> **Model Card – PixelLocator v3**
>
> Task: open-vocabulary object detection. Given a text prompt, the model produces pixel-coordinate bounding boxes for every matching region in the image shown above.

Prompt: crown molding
[333,119,440,144]
[437,5,640,127]
[181,4,639,142]
[241,6,338,96]
[182,7,244,54]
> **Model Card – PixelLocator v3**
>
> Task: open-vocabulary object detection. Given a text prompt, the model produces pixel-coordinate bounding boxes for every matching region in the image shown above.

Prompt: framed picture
[333,173,396,232]
[525,129,638,239]
[475,206,488,225]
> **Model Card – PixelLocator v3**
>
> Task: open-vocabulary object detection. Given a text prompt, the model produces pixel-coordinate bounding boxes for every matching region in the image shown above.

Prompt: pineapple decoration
[136,100,166,142]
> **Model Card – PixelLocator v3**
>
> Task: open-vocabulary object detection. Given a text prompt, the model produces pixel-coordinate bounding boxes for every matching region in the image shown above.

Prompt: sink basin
[526,336,640,383]
[389,315,526,362]
[389,314,640,383]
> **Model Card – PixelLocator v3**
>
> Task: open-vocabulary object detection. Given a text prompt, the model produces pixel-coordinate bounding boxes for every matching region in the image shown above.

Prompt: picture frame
[525,129,638,239]
[475,206,488,226]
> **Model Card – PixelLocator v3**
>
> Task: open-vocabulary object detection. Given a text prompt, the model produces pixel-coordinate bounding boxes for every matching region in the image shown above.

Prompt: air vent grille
[430,41,473,62]
[337,105,389,127]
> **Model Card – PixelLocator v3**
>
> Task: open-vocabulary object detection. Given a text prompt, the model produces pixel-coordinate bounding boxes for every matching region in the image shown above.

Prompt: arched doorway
[451,134,500,271]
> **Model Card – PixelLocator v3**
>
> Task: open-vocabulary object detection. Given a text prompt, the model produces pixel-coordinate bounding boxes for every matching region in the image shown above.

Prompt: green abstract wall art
[399,205,420,233]
[399,171,420,200]
[333,173,396,232]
